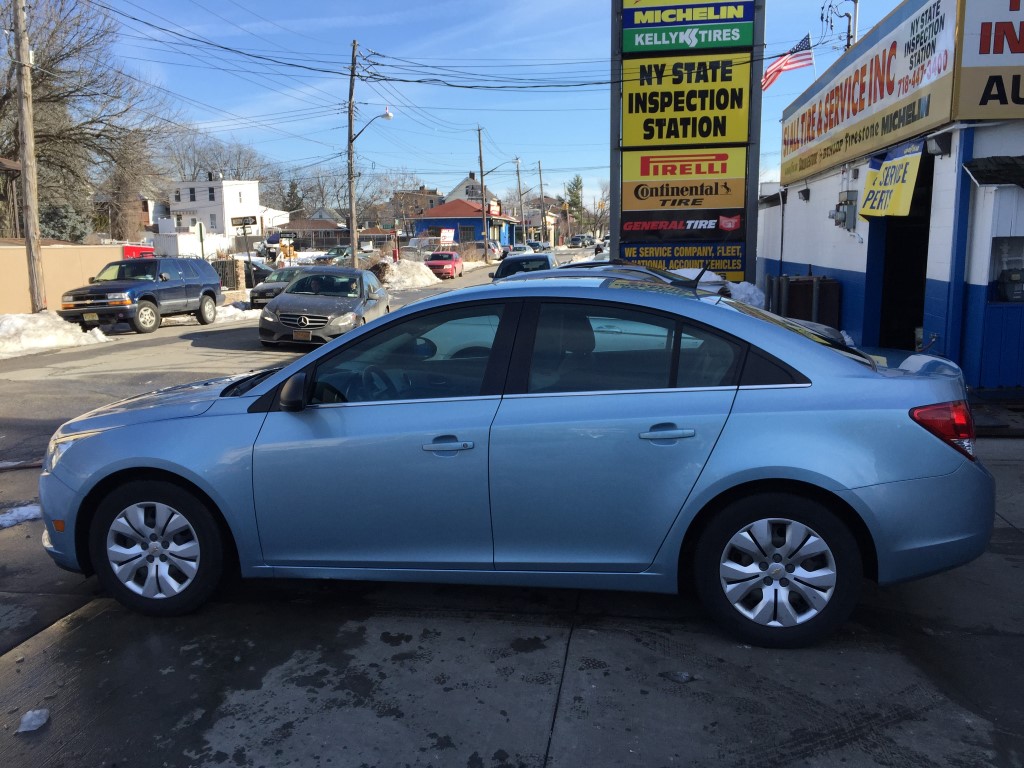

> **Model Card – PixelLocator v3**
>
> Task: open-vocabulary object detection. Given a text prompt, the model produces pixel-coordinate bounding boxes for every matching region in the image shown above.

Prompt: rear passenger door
[489,300,741,573]
[177,259,203,310]
[155,259,188,313]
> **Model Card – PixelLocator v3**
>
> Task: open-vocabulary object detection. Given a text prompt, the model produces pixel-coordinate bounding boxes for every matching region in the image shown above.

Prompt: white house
[168,174,267,236]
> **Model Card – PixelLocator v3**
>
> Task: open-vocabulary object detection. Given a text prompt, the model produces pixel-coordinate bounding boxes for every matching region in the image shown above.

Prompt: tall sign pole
[347,39,360,268]
[14,0,44,312]
[614,0,761,284]
[478,126,489,262]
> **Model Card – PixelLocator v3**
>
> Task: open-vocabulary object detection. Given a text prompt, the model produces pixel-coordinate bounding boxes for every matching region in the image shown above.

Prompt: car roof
[302,266,366,276]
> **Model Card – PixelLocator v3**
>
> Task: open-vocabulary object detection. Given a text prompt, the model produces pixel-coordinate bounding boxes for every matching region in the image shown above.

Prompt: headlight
[332,312,358,326]
[105,292,132,306]
[61,293,73,303]
[261,308,277,321]
[43,431,103,473]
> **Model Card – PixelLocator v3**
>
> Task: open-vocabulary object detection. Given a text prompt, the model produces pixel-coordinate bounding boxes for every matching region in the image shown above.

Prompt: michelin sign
[623,1,755,52]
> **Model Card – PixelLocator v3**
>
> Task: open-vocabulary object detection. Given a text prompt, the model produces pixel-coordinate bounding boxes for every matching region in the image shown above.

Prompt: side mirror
[279,372,307,412]
[488,272,495,278]
[89,276,96,284]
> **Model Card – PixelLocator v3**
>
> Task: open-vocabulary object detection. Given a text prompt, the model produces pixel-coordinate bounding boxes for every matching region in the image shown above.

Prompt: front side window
[310,304,506,404]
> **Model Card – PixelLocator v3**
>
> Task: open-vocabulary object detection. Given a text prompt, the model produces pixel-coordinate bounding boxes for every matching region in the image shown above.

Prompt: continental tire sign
[622,149,746,210]
[623,54,751,146]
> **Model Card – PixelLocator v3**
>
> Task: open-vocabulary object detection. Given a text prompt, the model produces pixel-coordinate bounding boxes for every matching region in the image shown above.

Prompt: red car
[424,250,464,279]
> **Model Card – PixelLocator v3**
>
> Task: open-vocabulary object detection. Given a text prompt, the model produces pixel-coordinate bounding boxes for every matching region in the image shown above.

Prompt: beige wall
[1,244,123,315]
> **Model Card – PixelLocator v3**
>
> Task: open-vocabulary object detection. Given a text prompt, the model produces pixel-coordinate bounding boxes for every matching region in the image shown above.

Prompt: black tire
[692,492,861,648]
[196,295,216,325]
[131,300,160,334]
[88,480,224,616]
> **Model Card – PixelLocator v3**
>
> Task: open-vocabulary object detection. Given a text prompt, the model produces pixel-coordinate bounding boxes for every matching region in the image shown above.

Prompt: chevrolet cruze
[39,275,994,647]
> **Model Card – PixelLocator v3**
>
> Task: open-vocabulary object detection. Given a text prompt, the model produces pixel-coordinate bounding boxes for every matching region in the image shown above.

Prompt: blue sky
[106,0,893,203]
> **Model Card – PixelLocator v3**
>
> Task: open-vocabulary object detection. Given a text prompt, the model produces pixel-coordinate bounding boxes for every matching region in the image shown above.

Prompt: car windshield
[496,258,549,278]
[287,274,359,297]
[429,253,454,261]
[94,262,159,281]
[266,268,303,283]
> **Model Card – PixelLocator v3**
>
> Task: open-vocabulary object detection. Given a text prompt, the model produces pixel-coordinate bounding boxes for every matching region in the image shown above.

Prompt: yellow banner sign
[780,0,955,184]
[622,53,751,146]
[859,140,923,217]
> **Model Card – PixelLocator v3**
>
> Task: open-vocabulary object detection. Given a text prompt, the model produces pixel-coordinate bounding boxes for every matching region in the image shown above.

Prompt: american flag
[761,34,814,91]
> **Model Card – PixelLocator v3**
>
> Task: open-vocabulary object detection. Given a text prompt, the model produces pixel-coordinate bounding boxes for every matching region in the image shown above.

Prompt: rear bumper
[841,460,996,584]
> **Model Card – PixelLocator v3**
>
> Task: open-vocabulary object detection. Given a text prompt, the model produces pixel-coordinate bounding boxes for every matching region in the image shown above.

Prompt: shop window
[992,237,1024,302]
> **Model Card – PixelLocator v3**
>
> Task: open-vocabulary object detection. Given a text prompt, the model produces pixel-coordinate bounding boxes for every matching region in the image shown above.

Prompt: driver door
[252,301,518,569]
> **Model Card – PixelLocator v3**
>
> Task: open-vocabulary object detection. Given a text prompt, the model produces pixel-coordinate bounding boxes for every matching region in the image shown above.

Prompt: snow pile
[382,260,440,290]
[0,312,108,359]
[728,281,765,307]
[162,301,261,326]
[0,505,42,530]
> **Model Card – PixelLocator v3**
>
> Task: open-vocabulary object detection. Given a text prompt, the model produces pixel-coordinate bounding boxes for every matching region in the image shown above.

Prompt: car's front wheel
[88,480,224,616]
[131,300,160,333]
[196,295,216,325]
[693,492,861,648]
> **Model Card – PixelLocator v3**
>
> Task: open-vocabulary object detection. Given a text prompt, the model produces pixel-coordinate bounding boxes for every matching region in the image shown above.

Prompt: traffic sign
[231,215,257,226]
[279,231,298,240]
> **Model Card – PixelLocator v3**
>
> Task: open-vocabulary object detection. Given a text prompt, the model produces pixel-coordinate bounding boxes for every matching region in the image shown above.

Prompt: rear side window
[159,260,184,281]
[740,349,810,386]
[179,260,198,279]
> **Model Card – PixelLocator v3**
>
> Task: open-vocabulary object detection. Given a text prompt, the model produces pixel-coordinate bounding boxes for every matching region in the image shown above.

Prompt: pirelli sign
[615,1,760,281]
[621,149,747,211]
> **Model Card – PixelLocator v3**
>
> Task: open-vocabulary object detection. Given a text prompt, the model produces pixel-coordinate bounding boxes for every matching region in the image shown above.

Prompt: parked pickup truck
[59,257,223,334]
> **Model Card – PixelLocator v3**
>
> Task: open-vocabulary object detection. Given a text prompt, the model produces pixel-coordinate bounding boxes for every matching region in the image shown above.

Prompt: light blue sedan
[38,276,994,647]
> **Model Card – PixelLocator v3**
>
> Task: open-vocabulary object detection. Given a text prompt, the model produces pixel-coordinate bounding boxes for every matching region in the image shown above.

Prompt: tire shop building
[757,0,1024,389]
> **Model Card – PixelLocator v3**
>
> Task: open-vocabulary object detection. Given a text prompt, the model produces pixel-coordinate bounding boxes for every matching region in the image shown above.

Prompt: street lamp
[347,106,393,267]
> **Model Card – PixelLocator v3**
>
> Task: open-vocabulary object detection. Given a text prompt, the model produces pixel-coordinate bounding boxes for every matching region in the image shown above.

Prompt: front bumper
[258,316,355,344]
[38,469,85,573]
[58,304,139,326]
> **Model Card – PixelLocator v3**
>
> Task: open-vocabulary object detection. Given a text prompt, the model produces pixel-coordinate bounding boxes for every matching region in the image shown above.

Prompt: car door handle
[639,428,695,440]
[422,440,475,451]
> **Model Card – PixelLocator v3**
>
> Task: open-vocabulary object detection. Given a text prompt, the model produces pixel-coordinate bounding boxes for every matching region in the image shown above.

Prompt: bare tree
[0,0,176,233]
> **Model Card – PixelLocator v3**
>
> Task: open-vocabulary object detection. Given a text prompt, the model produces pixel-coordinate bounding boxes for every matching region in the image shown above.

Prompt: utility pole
[514,157,524,246]
[537,161,546,245]
[347,39,359,268]
[478,126,489,263]
[14,0,44,312]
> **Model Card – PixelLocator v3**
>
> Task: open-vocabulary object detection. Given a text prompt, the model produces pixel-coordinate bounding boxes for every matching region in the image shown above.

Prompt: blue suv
[59,257,223,334]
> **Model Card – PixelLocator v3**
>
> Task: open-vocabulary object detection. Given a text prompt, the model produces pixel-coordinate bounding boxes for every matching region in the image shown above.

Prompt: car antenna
[679,265,708,295]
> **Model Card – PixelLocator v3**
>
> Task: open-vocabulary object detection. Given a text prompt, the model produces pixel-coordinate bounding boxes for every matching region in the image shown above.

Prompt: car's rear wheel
[131,300,160,333]
[196,295,216,325]
[88,480,224,616]
[693,492,861,648]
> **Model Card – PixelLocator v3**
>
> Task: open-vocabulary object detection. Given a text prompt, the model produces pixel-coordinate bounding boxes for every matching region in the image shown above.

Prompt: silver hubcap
[718,518,837,627]
[105,501,200,599]
[139,307,156,327]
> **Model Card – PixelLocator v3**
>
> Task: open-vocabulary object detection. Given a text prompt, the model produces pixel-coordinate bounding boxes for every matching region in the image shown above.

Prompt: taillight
[909,400,976,460]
